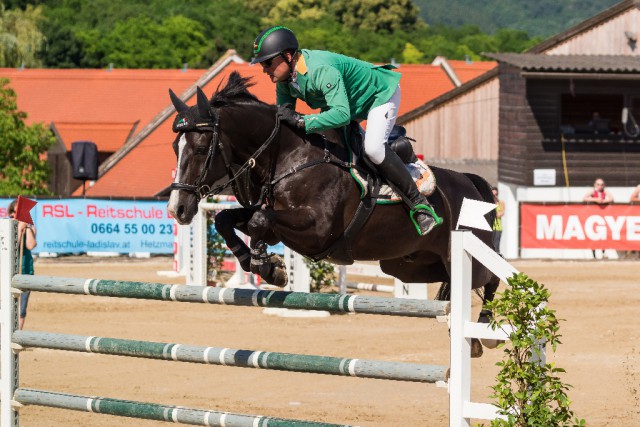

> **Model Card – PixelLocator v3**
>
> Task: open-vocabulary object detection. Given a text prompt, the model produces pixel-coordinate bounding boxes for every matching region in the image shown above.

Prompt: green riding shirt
[276,49,401,134]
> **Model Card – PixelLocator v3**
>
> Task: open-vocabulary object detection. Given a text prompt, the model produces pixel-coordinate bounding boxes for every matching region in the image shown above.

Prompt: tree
[266,0,330,23]
[401,42,424,63]
[0,78,55,196]
[331,0,422,33]
[495,28,541,53]
[0,4,46,67]
[89,15,208,69]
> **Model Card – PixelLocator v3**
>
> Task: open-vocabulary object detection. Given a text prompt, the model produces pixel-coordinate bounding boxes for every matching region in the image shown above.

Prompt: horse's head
[166,85,223,224]
[167,72,276,224]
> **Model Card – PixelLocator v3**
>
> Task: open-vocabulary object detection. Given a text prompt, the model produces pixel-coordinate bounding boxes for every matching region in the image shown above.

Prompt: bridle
[170,107,283,204]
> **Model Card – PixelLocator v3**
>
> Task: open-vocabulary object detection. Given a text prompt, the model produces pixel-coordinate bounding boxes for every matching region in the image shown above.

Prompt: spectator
[629,184,640,203]
[491,187,504,255]
[583,178,613,204]
[8,199,37,330]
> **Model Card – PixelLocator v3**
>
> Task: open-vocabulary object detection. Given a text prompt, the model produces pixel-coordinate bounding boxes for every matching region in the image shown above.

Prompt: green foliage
[206,211,227,282]
[303,257,335,293]
[266,0,331,23]
[330,0,422,33]
[483,273,585,427]
[11,0,545,68]
[0,4,46,67]
[90,15,208,69]
[402,42,424,64]
[416,0,620,37]
[0,78,55,196]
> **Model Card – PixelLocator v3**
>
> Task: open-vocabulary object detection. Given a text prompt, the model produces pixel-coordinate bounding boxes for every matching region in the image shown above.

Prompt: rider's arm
[302,65,351,133]
[276,83,297,108]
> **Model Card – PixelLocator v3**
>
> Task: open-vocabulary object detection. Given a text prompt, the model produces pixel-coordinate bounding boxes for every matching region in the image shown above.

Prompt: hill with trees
[415,0,621,37]
[0,0,547,69]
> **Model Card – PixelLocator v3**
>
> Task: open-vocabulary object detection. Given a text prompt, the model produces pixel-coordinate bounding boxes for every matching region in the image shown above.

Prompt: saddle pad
[351,159,436,204]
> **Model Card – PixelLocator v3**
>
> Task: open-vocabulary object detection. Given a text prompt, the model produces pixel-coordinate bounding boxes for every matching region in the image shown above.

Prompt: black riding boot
[376,145,442,236]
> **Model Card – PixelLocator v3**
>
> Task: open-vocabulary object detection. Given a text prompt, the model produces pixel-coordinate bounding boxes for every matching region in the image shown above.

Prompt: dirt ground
[12,256,640,426]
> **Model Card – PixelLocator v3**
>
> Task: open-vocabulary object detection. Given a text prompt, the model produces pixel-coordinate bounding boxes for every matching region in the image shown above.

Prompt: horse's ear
[196,86,212,119]
[169,89,188,113]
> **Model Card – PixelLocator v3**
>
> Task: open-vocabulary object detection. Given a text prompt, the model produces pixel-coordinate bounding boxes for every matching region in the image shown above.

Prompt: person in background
[629,184,640,203]
[8,199,37,330]
[583,178,613,204]
[491,187,504,255]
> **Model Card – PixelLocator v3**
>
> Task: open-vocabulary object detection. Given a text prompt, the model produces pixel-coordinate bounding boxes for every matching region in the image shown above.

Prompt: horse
[166,72,500,355]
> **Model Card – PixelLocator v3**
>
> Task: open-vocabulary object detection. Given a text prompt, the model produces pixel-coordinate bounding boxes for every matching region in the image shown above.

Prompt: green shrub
[484,273,585,427]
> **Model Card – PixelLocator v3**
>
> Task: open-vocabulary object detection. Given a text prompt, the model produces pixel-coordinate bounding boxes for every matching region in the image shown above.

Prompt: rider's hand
[277,104,305,129]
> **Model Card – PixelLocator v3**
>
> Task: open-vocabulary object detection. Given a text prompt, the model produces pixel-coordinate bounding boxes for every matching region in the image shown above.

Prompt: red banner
[521,204,640,250]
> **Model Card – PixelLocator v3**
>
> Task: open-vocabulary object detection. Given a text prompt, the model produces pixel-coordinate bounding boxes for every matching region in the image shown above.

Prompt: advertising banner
[1,198,174,254]
[521,203,640,250]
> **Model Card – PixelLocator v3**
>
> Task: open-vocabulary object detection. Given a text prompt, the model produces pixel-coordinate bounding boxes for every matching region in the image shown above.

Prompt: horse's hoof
[269,254,286,270]
[480,338,503,349]
[471,338,484,358]
[271,267,288,288]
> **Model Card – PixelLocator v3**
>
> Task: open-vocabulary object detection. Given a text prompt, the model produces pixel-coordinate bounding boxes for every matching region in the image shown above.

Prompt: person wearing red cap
[8,199,37,330]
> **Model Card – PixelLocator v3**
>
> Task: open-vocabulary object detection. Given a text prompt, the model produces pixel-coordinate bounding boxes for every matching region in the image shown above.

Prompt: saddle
[310,122,435,263]
[346,122,436,202]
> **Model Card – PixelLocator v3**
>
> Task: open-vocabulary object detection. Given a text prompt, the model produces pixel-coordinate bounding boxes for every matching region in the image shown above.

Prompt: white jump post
[0,220,19,426]
[449,229,538,426]
[186,200,258,288]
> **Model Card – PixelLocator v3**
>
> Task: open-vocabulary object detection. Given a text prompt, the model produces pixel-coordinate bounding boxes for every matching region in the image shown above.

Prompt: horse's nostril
[177,205,185,219]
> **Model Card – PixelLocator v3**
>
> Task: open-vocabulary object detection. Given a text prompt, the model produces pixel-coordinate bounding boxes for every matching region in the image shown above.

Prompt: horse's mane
[211,71,269,108]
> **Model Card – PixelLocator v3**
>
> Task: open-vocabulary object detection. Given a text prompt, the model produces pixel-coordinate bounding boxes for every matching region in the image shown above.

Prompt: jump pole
[1,219,541,426]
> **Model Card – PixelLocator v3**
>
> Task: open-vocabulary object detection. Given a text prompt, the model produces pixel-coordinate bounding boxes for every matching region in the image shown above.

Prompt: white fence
[0,216,541,426]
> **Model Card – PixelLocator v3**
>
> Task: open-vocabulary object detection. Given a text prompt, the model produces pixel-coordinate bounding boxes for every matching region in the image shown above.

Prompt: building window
[560,94,624,137]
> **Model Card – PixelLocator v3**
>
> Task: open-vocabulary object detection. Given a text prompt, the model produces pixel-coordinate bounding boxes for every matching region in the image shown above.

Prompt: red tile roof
[1,67,206,151]
[448,60,497,83]
[395,64,458,115]
[53,122,137,151]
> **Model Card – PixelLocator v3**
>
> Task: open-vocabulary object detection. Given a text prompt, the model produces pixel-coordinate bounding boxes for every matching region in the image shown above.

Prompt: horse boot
[250,241,288,287]
[376,146,442,236]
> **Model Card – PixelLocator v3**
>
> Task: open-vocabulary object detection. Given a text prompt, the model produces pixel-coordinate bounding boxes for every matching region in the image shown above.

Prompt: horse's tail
[463,172,497,230]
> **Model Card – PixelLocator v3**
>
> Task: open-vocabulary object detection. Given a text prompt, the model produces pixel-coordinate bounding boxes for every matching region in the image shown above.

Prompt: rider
[251,26,441,236]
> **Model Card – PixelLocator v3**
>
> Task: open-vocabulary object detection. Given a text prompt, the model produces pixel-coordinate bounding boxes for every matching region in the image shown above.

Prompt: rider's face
[261,54,292,83]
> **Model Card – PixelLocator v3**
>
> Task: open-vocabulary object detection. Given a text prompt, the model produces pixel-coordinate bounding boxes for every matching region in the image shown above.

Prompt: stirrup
[410,204,443,236]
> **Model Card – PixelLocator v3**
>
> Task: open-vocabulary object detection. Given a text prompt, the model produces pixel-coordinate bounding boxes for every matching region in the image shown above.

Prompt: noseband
[170,108,282,203]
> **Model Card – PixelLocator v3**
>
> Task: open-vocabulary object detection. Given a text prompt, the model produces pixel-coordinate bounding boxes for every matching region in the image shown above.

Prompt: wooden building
[488,53,640,187]
[488,0,640,259]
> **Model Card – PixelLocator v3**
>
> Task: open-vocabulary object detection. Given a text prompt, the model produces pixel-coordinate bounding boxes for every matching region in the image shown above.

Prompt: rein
[171,113,283,203]
[171,107,355,208]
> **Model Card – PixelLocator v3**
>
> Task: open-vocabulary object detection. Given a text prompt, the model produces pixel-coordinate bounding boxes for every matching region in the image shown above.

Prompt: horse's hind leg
[214,208,255,272]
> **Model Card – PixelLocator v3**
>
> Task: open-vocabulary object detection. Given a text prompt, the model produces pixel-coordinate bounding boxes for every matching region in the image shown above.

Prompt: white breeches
[363,85,401,165]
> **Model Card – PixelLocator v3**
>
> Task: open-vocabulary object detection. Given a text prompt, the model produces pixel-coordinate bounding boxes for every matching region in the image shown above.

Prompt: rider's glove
[277,104,305,129]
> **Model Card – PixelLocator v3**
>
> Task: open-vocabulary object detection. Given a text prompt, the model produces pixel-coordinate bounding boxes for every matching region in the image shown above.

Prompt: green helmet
[251,26,299,65]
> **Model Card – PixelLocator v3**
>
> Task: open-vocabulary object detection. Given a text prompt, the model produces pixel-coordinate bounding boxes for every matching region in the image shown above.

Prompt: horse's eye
[195,146,208,155]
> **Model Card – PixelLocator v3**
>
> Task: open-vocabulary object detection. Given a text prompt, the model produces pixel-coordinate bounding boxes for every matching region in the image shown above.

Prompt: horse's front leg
[247,208,316,287]
[214,208,256,272]
[478,276,501,349]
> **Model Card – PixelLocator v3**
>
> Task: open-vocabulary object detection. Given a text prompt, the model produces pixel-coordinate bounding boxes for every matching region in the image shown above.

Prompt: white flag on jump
[456,197,497,231]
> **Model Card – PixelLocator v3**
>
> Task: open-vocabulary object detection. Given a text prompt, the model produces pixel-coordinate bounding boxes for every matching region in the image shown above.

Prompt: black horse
[167,72,499,353]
